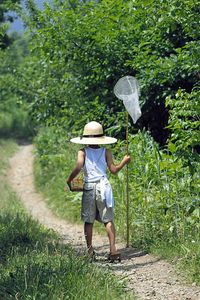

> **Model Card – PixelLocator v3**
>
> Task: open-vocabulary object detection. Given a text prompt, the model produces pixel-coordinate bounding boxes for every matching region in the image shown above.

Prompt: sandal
[107,252,121,263]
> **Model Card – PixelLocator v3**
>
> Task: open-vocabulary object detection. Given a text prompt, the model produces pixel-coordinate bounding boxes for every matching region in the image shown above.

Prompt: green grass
[0,138,135,300]
[34,152,82,224]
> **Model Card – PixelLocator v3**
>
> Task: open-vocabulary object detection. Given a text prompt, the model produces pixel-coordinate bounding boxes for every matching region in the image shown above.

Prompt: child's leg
[104,221,117,254]
[84,222,94,253]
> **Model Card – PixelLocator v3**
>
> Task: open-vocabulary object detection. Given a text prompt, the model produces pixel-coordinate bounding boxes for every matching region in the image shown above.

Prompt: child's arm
[106,149,130,175]
[66,149,85,190]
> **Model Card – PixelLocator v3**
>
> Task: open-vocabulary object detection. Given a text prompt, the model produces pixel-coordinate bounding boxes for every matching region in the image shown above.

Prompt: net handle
[126,111,130,247]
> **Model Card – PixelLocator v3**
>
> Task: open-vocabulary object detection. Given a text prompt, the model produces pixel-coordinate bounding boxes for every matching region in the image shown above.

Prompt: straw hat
[70,121,117,145]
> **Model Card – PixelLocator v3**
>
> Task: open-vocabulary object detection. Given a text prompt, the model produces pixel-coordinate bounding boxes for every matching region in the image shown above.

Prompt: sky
[8,0,46,33]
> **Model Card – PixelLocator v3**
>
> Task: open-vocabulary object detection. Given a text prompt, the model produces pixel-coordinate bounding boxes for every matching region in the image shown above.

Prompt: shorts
[81,181,113,224]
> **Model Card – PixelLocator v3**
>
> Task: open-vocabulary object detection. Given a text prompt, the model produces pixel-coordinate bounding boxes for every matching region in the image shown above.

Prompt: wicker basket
[70,178,84,192]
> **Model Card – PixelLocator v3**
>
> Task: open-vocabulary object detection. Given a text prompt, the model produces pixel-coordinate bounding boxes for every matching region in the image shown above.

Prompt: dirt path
[7,144,200,300]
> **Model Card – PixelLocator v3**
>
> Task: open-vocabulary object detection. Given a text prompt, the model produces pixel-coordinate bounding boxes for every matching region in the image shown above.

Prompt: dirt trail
[7,144,200,300]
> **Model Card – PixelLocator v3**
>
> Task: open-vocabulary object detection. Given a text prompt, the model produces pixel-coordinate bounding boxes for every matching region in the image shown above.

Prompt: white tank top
[83,147,107,182]
[83,147,114,207]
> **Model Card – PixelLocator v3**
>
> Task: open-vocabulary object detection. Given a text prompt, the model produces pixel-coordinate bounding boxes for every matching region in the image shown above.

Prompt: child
[67,121,130,261]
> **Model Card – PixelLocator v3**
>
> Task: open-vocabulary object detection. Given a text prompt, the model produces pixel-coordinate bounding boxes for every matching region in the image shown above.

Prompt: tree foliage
[22,0,200,145]
[0,31,34,137]
[0,0,21,49]
[166,88,200,171]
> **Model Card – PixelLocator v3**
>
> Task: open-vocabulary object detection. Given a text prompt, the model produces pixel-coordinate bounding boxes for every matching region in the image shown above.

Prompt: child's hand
[123,155,131,165]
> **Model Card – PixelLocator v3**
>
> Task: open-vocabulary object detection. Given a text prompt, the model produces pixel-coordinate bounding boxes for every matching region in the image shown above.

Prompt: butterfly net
[114,76,141,123]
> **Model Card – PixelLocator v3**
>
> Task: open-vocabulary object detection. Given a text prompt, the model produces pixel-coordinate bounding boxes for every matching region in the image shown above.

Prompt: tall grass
[112,132,200,284]
[34,127,200,285]
[0,139,134,300]
[34,127,81,223]
[113,133,199,245]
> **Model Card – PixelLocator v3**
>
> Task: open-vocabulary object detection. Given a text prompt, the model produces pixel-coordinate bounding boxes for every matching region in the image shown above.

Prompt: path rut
[7,144,200,300]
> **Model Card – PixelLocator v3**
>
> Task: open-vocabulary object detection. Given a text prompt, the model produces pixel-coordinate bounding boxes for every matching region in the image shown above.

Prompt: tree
[23,0,200,144]
[0,0,21,48]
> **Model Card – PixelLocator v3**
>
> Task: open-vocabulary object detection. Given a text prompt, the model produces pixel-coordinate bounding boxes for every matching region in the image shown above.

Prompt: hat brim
[70,136,117,145]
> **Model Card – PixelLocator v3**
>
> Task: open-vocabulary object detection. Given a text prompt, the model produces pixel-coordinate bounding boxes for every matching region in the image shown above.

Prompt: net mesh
[114,76,141,123]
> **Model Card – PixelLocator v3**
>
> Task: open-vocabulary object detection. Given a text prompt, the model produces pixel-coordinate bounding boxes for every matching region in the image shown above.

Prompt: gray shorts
[81,182,113,224]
